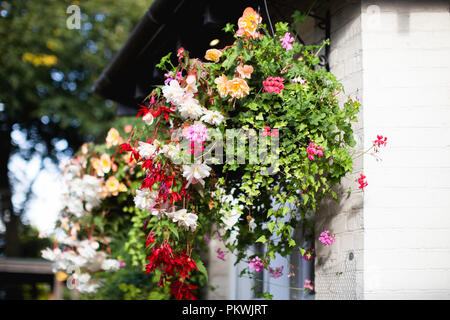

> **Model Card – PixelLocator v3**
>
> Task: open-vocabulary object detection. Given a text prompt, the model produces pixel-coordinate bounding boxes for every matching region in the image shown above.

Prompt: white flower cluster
[64,174,103,218]
[215,188,244,246]
[42,232,121,293]
[133,188,198,231]
[162,76,224,125]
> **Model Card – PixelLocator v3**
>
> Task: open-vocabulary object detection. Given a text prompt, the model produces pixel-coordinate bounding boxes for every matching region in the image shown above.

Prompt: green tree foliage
[0,0,150,256]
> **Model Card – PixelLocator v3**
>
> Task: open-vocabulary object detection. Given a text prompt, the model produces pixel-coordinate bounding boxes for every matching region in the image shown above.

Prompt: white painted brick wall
[314,0,365,300]
[361,0,450,299]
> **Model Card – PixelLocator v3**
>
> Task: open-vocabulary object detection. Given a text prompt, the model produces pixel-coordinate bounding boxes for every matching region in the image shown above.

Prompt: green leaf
[255,235,267,244]
[168,224,179,240]
[196,259,208,283]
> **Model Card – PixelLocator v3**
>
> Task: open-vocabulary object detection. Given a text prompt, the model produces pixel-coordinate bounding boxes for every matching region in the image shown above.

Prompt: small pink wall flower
[248,256,265,272]
[373,135,387,147]
[217,248,225,261]
[306,141,324,160]
[358,173,368,190]
[261,126,279,137]
[319,230,335,246]
[280,32,294,50]
[268,266,284,279]
[263,77,285,94]
[304,279,314,292]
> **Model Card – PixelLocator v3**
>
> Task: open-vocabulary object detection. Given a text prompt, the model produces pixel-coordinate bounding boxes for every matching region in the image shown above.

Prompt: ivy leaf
[299,247,306,256]
[255,235,267,244]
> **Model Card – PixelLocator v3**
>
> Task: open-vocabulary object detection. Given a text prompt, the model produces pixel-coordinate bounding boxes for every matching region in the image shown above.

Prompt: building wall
[361,0,450,299]
[208,0,450,300]
[314,0,365,300]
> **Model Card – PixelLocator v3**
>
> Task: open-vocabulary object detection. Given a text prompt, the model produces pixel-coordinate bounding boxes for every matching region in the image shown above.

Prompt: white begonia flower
[221,207,242,231]
[162,143,181,161]
[151,208,166,219]
[227,229,239,246]
[143,112,154,125]
[185,75,198,95]
[137,141,158,159]
[77,240,99,259]
[178,98,203,120]
[162,79,185,106]
[41,248,61,261]
[171,209,198,231]
[134,188,158,211]
[101,259,121,272]
[182,162,211,187]
[200,110,225,126]
[66,198,85,218]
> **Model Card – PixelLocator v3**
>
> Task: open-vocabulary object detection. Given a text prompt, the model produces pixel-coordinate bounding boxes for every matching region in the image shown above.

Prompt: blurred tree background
[0,0,150,257]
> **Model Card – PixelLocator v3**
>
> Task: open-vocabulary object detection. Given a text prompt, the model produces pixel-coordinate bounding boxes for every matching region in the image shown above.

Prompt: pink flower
[358,173,368,191]
[217,248,225,261]
[280,32,294,50]
[301,248,315,261]
[261,126,279,137]
[268,266,284,279]
[306,141,324,160]
[184,123,208,145]
[292,76,306,85]
[248,256,265,272]
[304,279,314,291]
[203,234,210,244]
[373,135,387,147]
[318,230,335,246]
[263,77,285,94]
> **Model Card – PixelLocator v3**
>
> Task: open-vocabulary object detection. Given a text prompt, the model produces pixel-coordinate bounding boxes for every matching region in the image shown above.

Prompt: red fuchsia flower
[373,135,387,147]
[358,173,368,191]
[170,279,197,300]
[319,230,335,246]
[263,77,285,94]
[119,142,140,163]
[145,242,175,275]
[173,251,198,279]
[280,32,294,50]
[306,141,324,160]
[248,256,265,272]
[268,265,284,279]
[145,231,156,248]
[216,248,226,261]
[152,105,174,122]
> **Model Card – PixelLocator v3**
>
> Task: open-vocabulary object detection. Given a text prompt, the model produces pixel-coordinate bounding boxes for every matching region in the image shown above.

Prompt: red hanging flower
[169,279,197,300]
[373,135,387,147]
[358,173,368,191]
